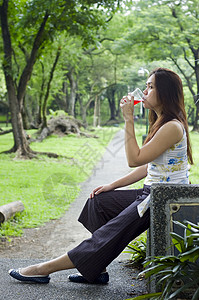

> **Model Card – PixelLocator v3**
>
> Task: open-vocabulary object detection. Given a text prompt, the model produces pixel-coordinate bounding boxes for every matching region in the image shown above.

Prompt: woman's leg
[19,253,75,276]
[68,185,151,283]
[78,188,144,233]
[10,187,148,281]
[19,188,143,277]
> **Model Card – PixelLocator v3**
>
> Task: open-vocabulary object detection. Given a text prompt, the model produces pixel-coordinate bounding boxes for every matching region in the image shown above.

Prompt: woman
[9,67,193,284]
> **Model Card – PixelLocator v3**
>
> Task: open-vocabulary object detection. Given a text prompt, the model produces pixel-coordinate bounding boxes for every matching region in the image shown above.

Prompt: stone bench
[147,183,199,294]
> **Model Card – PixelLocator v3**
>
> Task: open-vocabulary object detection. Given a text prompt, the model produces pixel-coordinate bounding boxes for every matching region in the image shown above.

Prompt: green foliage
[114,0,199,123]
[48,109,68,118]
[130,221,199,300]
[9,0,120,48]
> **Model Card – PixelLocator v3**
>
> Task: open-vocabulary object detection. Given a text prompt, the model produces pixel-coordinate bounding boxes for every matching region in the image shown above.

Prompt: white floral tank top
[138,125,189,218]
[144,126,189,186]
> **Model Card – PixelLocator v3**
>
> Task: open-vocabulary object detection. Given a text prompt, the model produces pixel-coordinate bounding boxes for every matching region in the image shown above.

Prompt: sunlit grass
[189,129,199,184]
[0,126,119,237]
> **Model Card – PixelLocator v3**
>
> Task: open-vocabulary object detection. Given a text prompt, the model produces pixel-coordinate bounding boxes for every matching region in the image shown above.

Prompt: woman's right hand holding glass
[120,94,135,122]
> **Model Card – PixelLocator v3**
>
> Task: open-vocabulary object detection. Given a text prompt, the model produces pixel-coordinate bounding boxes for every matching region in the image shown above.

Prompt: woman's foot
[19,264,49,277]
[68,272,109,284]
[9,254,75,283]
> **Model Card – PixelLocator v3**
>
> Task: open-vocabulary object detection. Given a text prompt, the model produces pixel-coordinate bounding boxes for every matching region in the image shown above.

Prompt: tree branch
[83,37,115,54]
[0,129,13,135]
[171,7,198,59]
[170,56,195,97]
[182,47,195,70]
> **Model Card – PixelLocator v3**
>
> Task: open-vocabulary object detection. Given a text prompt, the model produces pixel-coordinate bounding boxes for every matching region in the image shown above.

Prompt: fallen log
[0,201,24,224]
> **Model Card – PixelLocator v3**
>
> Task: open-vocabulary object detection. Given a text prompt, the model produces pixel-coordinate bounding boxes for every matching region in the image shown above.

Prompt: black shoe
[68,272,109,284]
[9,269,50,284]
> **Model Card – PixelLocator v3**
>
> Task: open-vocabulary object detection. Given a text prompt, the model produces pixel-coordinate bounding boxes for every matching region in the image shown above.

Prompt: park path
[0,130,147,299]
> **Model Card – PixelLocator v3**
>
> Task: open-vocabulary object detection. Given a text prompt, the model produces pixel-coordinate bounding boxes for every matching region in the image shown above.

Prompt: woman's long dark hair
[144,67,193,164]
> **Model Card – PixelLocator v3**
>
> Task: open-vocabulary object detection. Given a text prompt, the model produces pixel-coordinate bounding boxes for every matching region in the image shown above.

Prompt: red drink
[134,99,143,105]
[129,88,144,105]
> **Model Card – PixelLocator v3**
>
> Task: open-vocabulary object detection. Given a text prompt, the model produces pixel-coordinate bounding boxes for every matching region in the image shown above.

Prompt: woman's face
[143,74,161,115]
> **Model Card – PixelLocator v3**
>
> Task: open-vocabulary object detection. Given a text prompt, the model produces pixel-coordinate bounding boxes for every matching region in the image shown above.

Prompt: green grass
[189,129,199,184]
[0,126,120,237]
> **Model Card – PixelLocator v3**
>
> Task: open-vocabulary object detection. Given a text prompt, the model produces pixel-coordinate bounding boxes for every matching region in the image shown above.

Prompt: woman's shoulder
[157,120,184,143]
[162,120,183,133]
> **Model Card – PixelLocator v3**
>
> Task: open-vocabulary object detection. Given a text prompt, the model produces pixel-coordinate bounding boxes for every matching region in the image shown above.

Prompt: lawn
[189,129,199,184]
[0,125,120,237]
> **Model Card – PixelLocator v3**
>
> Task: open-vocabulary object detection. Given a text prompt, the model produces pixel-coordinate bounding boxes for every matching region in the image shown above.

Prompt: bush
[128,221,199,300]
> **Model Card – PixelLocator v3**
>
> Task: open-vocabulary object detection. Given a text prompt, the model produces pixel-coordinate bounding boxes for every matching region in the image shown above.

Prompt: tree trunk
[41,47,61,129]
[97,96,101,127]
[107,86,116,120]
[193,63,199,131]
[37,61,45,126]
[22,96,30,130]
[7,85,33,156]
[0,1,49,157]
[93,95,100,127]
[67,69,77,116]
[93,96,97,127]
[192,101,199,131]
[81,107,87,126]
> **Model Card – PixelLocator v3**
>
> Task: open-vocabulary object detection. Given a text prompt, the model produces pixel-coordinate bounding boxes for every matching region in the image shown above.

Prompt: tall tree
[0,0,121,157]
[117,0,199,130]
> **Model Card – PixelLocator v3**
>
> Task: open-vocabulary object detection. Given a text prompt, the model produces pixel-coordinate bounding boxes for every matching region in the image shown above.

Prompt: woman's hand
[90,184,114,198]
[120,94,134,121]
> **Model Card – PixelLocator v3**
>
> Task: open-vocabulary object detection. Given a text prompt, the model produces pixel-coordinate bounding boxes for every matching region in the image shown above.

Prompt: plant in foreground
[127,220,199,300]
[124,232,147,268]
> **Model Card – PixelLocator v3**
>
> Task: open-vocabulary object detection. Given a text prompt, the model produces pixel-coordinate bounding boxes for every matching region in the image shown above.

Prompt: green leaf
[140,264,170,279]
[184,220,199,231]
[157,273,172,285]
[170,232,185,251]
[180,247,199,262]
[172,220,188,230]
[192,287,199,300]
[126,292,162,300]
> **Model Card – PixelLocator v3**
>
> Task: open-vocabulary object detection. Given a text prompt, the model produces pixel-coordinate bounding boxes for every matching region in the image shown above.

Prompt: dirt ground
[0,218,70,259]
[0,198,91,260]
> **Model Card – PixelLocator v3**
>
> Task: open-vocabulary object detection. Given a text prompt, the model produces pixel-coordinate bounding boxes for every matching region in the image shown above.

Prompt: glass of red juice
[128,88,144,105]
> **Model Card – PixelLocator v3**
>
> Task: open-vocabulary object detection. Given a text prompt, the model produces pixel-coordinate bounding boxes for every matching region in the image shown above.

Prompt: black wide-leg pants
[68,185,150,283]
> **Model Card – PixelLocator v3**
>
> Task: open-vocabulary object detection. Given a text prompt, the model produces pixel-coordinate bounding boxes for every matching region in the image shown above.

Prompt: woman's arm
[110,164,148,189]
[121,99,183,167]
[90,164,147,198]
[125,119,183,167]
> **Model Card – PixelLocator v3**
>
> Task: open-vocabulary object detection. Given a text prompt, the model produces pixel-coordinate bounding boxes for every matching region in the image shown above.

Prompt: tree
[0,0,121,157]
[116,0,199,130]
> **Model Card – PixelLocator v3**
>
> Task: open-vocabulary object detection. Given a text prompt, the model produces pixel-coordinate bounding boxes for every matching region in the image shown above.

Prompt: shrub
[128,221,199,300]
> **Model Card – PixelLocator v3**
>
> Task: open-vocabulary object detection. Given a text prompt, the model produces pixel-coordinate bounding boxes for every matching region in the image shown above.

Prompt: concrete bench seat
[147,183,199,294]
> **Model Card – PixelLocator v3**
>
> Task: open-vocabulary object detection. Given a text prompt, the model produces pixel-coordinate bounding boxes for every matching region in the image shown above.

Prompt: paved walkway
[0,130,147,299]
